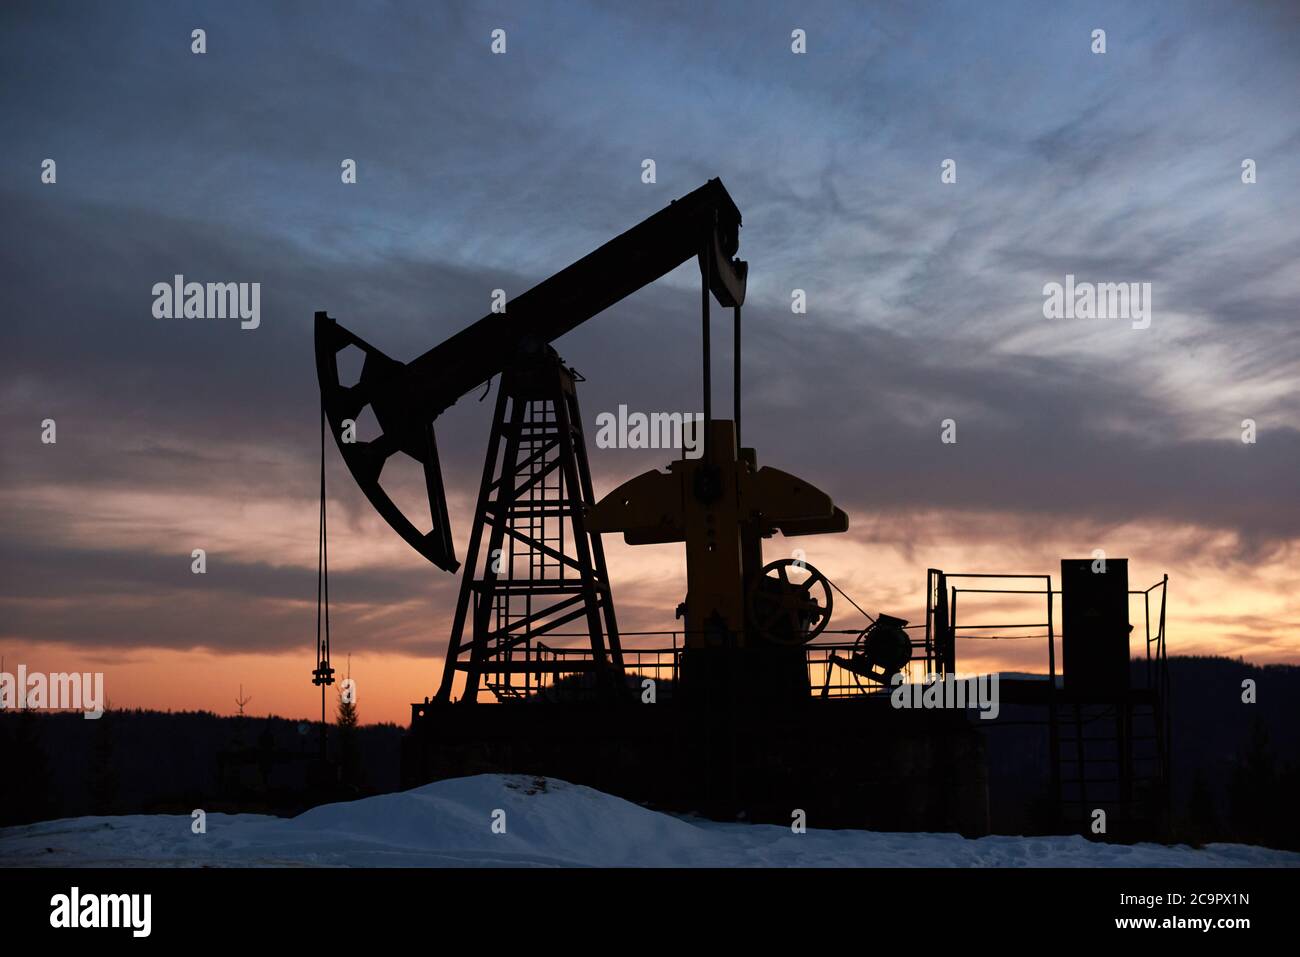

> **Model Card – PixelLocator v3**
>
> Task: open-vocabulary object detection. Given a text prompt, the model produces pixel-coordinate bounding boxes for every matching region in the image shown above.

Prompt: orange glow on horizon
[4,515,1296,727]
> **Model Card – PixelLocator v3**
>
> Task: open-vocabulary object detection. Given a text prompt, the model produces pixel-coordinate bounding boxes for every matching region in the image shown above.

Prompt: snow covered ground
[2,774,1297,867]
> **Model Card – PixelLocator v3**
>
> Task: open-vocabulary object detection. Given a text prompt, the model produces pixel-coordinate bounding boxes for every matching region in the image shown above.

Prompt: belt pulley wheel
[747,559,834,645]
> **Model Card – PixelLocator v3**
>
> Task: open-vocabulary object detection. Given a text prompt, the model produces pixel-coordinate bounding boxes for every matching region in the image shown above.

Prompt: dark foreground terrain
[3,656,1297,850]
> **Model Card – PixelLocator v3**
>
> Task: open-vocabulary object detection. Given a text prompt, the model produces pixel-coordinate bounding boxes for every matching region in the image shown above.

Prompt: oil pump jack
[315,179,847,708]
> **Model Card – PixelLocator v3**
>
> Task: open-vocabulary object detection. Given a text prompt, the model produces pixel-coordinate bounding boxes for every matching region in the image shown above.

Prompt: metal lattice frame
[436,351,622,703]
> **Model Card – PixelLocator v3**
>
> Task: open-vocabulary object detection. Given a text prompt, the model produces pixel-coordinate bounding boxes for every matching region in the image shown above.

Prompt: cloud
[0,0,1296,672]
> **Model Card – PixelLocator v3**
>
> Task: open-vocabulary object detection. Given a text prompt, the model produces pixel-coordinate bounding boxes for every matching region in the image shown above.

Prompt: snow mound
[3,774,1298,868]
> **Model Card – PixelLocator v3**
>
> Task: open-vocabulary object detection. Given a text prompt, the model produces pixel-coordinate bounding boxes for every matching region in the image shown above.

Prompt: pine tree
[2,708,56,825]
[1185,767,1220,846]
[334,657,361,787]
[1229,716,1278,846]
[232,684,252,748]
[88,703,119,815]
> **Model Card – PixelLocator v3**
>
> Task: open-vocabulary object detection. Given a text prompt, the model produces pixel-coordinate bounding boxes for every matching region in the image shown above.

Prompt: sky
[1,1,1298,725]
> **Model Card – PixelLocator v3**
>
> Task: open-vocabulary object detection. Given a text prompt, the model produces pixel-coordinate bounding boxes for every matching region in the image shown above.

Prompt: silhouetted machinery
[821,614,913,694]
[316,179,847,708]
[312,180,1167,836]
[1060,558,1130,695]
